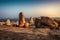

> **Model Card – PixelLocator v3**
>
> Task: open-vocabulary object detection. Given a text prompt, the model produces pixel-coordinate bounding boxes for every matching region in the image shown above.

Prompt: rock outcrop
[35,16,58,29]
[6,19,11,26]
[19,12,29,28]
[19,12,25,27]
[30,16,34,25]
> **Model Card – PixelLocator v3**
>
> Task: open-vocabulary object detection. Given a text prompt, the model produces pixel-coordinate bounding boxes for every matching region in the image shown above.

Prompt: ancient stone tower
[30,16,34,25]
[19,12,25,27]
[6,19,11,26]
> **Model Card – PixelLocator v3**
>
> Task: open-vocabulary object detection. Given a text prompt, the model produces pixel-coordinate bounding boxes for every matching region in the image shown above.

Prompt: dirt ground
[0,25,60,40]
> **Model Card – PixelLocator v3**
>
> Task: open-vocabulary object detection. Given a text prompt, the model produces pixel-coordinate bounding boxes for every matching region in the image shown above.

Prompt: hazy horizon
[0,0,60,18]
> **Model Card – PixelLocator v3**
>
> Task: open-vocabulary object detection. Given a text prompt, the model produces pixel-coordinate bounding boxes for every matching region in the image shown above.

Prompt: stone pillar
[30,16,34,25]
[19,12,25,27]
[6,19,11,26]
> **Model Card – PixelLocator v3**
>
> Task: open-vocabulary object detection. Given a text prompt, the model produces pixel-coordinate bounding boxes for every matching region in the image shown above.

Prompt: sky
[0,0,60,18]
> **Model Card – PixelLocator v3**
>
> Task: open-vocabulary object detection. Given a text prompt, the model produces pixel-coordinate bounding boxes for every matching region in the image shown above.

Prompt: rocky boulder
[35,16,58,29]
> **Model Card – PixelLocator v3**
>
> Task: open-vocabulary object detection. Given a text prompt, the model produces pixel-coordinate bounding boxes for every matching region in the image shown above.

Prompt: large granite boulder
[35,16,58,29]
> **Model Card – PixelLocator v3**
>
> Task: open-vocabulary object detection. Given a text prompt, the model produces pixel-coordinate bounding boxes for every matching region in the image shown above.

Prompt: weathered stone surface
[6,19,11,26]
[30,16,34,25]
[19,12,25,27]
[35,16,58,28]
[19,21,25,28]
[19,12,30,28]
[16,21,19,25]
[24,21,29,28]
[35,18,41,28]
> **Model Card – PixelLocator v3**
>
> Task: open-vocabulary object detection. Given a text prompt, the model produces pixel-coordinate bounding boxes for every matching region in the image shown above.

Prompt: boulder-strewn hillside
[0,25,60,40]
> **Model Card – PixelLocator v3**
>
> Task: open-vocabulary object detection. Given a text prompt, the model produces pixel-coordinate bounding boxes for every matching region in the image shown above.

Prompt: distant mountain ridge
[0,17,60,22]
[0,18,30,22]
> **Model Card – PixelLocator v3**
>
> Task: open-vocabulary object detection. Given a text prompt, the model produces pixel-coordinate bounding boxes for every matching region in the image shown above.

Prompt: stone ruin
[6,19,11,26]
[35,16,58,29]
[19,12,29,28]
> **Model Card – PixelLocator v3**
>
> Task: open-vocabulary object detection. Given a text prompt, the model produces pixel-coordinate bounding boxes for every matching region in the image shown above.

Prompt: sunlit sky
[0,0,60,18]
